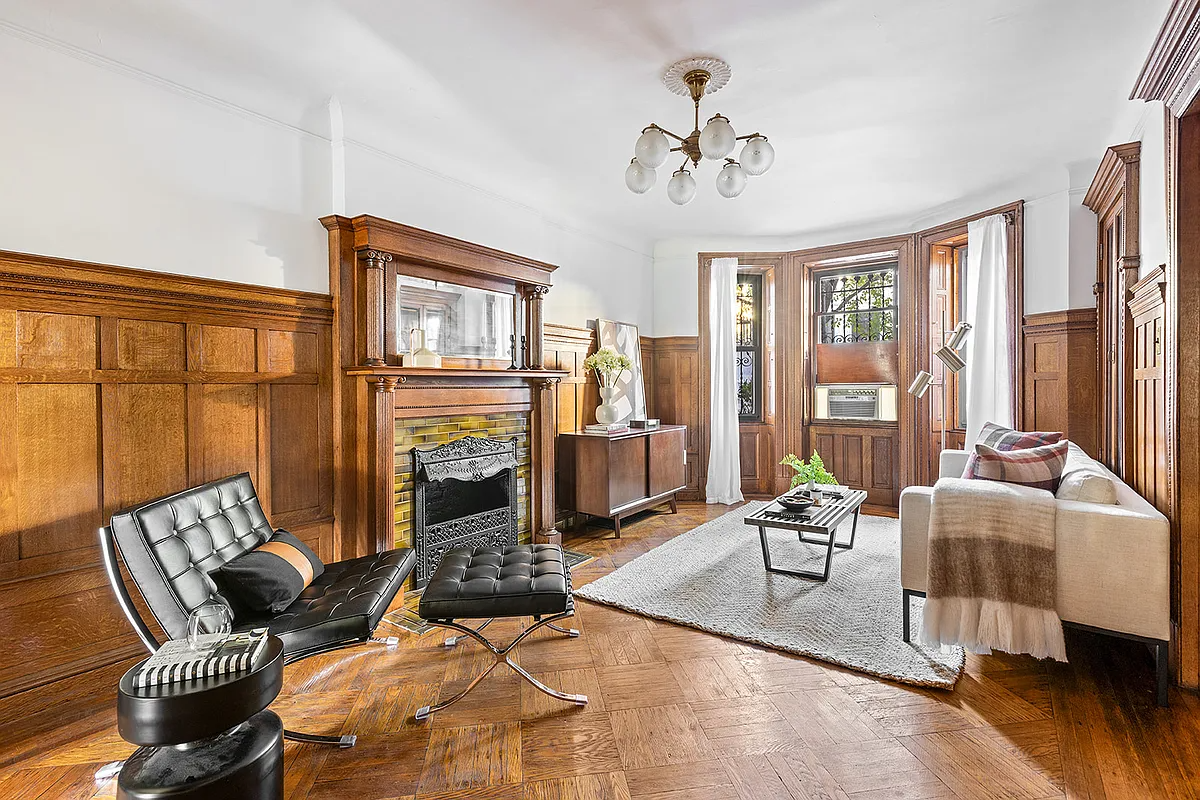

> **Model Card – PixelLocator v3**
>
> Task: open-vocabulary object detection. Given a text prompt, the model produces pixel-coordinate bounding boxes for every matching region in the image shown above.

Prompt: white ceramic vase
[596,386,620,425]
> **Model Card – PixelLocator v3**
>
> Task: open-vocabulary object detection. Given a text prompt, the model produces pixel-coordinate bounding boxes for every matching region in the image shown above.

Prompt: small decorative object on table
[583,346,633,425]
[630,418,660,429]
[585,422,629,435]
[186,602,233,651]
[135,626,269,688]
[403,327,442,368]
[781,450,838,493]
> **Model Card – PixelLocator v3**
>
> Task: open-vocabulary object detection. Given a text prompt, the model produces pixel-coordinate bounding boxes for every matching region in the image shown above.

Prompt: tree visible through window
[736,273,763,421]
[817,266,897,343]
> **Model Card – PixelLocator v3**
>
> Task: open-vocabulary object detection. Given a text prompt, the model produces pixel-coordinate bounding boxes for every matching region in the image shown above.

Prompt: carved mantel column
[362,250,393,366]
[532,375,562,545]
[368,375,403,555]
[527,285,549,370]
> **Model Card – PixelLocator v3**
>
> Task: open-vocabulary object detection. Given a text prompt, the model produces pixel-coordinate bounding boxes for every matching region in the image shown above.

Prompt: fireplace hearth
[412,435,519,588]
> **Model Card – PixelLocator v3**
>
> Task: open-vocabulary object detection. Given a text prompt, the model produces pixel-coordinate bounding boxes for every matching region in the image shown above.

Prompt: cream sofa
[899,445,1171,705]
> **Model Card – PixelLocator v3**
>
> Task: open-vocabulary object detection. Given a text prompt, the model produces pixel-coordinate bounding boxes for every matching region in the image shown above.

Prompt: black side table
[115,636,285,800]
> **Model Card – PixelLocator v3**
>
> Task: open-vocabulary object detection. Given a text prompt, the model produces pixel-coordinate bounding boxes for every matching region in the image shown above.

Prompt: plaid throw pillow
[962,440,1069,492]
[977,421,1064,451]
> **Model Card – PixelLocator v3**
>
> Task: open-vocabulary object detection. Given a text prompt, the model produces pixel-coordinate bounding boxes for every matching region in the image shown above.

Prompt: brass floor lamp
[908,321,973,456]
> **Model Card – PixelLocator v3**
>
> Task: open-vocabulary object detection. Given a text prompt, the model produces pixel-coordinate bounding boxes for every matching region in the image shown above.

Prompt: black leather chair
[99,472,416,747]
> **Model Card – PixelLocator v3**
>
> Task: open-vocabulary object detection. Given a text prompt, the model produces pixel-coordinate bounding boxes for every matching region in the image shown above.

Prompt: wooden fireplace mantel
[322,215,568,560]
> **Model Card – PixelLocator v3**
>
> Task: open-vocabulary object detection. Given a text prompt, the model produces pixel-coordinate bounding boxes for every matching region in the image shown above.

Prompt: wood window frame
[696,206,1023,501]
[910,203,1025,487]
[814,262,899,345]
[697,254,781,498]
[735,271,766,422]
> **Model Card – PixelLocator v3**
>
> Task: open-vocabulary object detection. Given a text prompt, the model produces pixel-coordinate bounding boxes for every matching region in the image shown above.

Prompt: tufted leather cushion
[110,473,416,656]
[419,544,570,621]
[234,549,416,655]
[111,473,274,640]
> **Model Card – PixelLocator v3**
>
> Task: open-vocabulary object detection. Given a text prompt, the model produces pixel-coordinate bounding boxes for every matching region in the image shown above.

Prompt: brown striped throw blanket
[920,477,1067,661]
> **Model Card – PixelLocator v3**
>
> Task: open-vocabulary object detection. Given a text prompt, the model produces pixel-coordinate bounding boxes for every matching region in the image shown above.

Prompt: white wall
[1022,191,1071,315]
[1135,102,1169,278]
[0,33,331,292]
[343,143,652,330]
[0,32,654,328]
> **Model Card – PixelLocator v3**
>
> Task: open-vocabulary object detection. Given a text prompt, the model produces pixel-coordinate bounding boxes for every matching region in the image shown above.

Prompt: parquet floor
[5,502,1200,799]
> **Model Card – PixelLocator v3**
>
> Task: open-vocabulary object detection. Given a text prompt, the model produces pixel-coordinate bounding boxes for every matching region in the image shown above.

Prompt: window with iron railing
[736,273,763,421]
[816,266,897,343]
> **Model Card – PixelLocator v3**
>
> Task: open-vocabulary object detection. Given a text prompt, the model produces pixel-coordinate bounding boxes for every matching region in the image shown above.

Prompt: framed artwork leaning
[595,319,647,423]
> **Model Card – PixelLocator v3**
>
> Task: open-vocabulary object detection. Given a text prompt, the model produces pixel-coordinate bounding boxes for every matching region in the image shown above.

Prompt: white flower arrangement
[583,347,632,388]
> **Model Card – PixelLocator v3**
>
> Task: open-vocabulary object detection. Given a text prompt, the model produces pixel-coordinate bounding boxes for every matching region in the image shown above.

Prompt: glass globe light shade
[635,127,670,169]
[667,168,697,205]
[699,114,736,160]
[624,158,656,194]
[740,136,775,176]
[716,161,748,198]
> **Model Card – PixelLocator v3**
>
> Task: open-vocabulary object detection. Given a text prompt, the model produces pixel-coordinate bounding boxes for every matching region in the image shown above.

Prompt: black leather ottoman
[416,544,588,719]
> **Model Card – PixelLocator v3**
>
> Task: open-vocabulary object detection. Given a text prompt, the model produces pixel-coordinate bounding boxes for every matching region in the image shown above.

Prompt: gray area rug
[575,502,964,689]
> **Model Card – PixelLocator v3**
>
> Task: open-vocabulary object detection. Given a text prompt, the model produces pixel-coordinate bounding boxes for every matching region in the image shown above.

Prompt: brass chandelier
[625,57,774,205]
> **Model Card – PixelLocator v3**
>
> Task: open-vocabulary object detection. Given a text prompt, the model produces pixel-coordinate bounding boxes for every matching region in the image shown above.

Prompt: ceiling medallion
[626,56,774,205]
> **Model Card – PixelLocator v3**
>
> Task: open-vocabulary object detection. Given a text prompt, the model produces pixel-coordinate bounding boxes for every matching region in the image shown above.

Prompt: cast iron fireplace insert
[412,435,519,588]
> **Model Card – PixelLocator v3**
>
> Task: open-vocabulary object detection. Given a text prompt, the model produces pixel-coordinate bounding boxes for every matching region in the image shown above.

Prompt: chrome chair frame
[99,526,397,748]
[415,611,587,720]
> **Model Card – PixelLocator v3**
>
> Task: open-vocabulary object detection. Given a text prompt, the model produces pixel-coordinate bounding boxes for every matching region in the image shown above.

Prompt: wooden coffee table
[743,487,868,581]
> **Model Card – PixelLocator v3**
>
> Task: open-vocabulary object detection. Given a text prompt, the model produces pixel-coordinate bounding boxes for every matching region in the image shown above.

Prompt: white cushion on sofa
[1055,443,1117,504]
[1056,469,1117,504]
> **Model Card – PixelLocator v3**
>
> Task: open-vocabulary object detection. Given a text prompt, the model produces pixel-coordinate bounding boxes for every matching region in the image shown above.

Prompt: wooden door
[1098,213,1123,471]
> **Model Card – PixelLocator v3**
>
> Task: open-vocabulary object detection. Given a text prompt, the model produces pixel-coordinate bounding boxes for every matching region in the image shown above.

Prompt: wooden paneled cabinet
[557,425,687,536]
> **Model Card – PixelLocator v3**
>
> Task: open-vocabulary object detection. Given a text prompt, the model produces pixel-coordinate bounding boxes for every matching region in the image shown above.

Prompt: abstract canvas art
[596,318,647,423]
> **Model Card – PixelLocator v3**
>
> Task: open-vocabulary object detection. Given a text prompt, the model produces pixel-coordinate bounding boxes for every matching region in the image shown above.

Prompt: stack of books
[132,628,270,688]
[584,422,628,435]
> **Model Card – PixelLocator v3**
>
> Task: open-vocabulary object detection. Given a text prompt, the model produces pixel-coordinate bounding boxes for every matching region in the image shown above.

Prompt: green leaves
[780,450,838,489]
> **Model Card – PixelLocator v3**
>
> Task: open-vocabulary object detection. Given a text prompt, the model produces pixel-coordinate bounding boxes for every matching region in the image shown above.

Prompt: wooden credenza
[557,425,687,536]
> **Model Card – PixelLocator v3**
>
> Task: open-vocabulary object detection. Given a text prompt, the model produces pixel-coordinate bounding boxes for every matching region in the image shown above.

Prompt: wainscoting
[646,336,703,499]
[0,249,334,760]
[808,422,900,508]
[1021,308,1099,456]
[1129,268,1169,515]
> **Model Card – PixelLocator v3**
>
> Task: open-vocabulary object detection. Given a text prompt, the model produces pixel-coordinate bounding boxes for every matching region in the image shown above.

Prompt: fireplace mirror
[397,274,514,360]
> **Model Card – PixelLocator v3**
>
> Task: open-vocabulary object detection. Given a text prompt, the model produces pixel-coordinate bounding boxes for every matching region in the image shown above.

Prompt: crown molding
[1131,0,1200,115]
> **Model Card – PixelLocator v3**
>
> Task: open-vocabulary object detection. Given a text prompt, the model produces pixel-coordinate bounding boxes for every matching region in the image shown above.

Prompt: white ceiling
[0,0,1171,244]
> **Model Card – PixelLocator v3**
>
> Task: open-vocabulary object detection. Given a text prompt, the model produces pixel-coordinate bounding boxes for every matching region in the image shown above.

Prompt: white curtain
[964,214,1013,446]
[705,257,744,505]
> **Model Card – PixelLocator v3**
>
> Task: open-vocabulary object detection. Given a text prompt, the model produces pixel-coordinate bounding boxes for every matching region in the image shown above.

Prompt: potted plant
[780,451,838,493]
[583,347,633,424]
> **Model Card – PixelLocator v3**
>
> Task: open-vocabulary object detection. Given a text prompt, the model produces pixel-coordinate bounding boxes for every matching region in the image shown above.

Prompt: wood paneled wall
[0,250,334,761]
[1021,308,1099,456]
[1128,268,1170,514]
[808,423,899,507]
[645,337,703,499]
[544,323,599,437]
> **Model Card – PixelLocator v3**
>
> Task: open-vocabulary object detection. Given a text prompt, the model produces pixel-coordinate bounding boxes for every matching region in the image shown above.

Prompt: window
[736,273,763,421]
[816,265,897,343]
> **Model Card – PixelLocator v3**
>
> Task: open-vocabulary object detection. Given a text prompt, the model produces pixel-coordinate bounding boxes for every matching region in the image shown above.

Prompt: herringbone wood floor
[5,502,1199,799]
